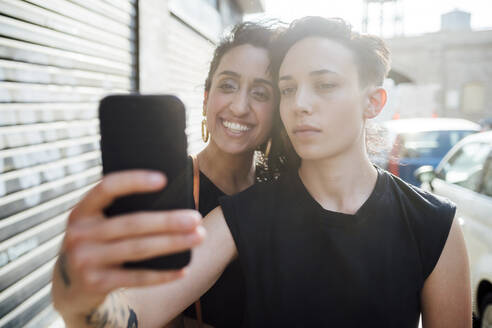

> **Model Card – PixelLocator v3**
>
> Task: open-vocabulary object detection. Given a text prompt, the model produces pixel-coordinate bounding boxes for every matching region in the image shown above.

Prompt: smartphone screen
[99,94,192,269]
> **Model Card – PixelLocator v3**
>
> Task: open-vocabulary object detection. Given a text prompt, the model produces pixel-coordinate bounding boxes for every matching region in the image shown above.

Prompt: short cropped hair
[270,16,391,87]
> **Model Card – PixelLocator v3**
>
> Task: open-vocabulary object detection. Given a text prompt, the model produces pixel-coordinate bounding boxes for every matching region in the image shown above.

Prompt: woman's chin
[210,130,263,155]
[293,145,331,162]
[213,140,255,156]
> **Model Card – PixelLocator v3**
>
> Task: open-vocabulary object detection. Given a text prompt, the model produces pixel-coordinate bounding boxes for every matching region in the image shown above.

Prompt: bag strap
[190,155,203,328]
[191,155,200,210]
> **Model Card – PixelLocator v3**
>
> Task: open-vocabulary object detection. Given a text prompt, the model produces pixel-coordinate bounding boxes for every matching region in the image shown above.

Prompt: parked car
[381,118,480,186]
[479,117,492,132]
[415,131,492,328]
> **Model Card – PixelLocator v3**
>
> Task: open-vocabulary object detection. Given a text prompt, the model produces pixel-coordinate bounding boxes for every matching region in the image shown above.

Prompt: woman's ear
[364,87,387,119]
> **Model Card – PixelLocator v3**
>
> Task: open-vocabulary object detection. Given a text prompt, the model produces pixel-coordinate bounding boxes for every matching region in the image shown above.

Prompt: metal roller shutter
[0,0,137,326]
[164,15,215,155]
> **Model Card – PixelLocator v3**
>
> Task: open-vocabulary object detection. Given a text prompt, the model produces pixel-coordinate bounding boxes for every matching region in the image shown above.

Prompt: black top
[219,167,455,328]
[182,161,246,327]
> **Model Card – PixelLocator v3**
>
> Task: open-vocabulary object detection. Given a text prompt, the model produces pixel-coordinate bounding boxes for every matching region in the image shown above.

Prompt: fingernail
[182,211,202,227]
[191,226,206,242]
[148,173,164,185]
[196,225,206,237]
[193,211,202,221]
[181,215,199,228]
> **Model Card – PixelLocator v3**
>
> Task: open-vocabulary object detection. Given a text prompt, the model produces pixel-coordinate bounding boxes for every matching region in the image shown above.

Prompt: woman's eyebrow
[279,69,338,81]
[218,71,272,86]
[218,70,241,78]
[254,78,274,87]
[218,70,273,88]
[310,69,337,76]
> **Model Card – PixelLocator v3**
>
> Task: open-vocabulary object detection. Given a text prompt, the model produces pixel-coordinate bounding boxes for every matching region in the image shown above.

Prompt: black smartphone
[99,94,192,270]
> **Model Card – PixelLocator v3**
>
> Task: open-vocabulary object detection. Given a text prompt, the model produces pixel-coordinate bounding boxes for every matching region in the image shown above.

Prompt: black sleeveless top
[151,157,245,327]
[183,169,245,327]
[219,167,455,328]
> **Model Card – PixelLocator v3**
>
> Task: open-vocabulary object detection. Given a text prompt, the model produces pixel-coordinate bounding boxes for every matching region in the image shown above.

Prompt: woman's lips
[293,124,322,138]
[221,119,253,136]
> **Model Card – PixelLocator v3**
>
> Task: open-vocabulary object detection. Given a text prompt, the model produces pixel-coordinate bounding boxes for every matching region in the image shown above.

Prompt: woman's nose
[229,90,249,116]
[293,86,313,115]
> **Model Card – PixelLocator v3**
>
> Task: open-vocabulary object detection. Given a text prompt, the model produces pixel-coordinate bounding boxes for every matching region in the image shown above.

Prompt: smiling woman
[177,23,281,327]
[203,44,274,157]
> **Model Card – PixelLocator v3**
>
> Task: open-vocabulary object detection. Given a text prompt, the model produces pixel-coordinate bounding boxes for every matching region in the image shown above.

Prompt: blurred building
[0,0,263,326]
[381,9,492,123]
[362,0,405,37]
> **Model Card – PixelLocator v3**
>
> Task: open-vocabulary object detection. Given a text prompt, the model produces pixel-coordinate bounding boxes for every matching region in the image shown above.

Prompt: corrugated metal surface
[165,15,215,155]
[0,0,137,326]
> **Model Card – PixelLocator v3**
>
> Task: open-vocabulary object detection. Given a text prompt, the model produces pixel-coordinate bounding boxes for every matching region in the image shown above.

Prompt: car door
[431,141,492,312]
[398,130,476,186]
[468,155,492,309]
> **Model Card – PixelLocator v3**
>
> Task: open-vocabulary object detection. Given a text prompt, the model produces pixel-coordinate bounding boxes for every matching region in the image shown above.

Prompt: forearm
[122,207,237,328]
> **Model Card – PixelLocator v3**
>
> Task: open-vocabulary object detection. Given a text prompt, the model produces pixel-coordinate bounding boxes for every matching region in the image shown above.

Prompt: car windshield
[400,130,476,158]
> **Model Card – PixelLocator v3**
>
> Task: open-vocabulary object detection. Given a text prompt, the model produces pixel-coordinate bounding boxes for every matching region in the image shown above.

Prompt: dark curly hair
[205,21,280,92]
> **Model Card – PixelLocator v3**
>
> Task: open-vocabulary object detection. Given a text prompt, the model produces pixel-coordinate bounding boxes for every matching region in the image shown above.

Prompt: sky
[246,0,492,37]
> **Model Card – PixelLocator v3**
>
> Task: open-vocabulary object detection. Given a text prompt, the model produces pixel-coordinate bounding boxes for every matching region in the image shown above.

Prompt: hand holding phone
[52,95,205,324]
[52,170,204,323]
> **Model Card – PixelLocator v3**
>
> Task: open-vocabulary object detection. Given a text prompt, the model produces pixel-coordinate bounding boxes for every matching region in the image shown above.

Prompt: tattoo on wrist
[58,253,71,287]
[128,308,138,328]
[85,293,138,328]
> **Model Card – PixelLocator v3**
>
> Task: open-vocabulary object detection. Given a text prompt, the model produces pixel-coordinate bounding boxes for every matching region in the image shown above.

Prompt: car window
[400,130,475,159]
[437,142,490,192]
[481,157,492,197]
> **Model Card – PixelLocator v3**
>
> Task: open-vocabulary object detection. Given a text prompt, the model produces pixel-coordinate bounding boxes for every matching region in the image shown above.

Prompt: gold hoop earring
[201,119,209,143]
[264,138,272,157]
[201,106,209,143]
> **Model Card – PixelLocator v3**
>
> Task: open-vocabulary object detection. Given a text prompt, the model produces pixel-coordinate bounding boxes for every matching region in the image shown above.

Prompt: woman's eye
[251,86,270,101]
[316,83,337,91]
[219,80,238,92]
[280,87,296,97]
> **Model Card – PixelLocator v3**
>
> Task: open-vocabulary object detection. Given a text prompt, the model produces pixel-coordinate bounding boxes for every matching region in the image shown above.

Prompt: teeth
[222,120,251,132]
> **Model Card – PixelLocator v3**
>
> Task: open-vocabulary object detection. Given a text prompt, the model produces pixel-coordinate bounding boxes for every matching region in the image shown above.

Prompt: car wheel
[481,293,492,328]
